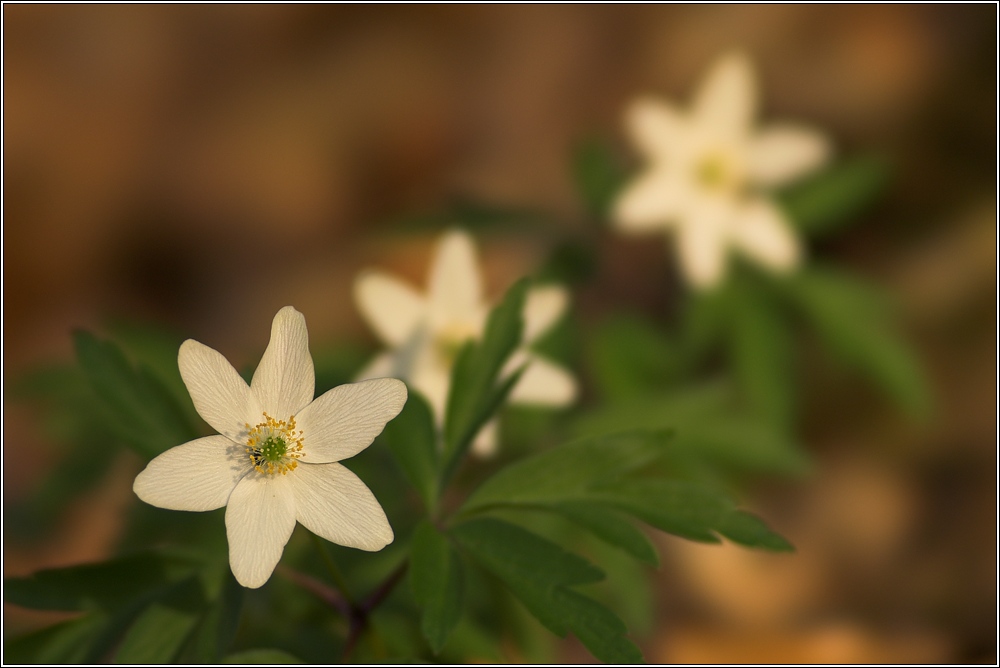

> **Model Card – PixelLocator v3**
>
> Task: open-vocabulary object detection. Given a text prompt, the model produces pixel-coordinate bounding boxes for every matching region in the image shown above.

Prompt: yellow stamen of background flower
[244,412,305,475]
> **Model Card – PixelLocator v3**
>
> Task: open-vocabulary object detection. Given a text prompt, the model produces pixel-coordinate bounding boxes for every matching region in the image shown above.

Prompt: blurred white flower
[614,51,831,289]
[355,230,577,456]
[133,306,406,589]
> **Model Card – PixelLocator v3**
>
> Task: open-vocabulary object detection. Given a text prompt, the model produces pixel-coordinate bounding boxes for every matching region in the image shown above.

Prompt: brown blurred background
[4,5,996,663]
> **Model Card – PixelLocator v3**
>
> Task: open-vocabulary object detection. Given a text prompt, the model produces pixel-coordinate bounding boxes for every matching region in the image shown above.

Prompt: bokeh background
[4,5,995,663]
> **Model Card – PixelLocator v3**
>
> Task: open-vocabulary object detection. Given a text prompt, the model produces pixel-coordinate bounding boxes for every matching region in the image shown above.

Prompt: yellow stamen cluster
[695,151,741,193]
[244,412,305,476]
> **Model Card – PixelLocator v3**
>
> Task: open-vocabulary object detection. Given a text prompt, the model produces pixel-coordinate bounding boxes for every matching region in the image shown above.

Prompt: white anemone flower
[133,306,406,589]
[614,51,831,289]
[354,230,577,456]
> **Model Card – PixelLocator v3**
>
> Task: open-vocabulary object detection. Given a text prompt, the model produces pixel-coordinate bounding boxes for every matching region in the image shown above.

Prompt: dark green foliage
[381,392,439,511]
[409,521,464,653]
[572,138,631,219]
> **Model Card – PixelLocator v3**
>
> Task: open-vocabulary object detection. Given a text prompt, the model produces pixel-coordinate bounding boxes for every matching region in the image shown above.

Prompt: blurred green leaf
[74,331,197,459]
[588,314,686,400]
[113,577,205,664]
[590,479,793,551]
[572,138,630,219]
[550,502,659,566]
[573,384,811,476]
[410,521,464,654]
[679,282,735,364]
[535,240,599,286]
[452,518,642,664]
[784,267,930,417]
[4,551,200,612]
[381,392,439,511]
[728,279,795,430]
[223,649,305,664]
[442,278,528,483]
[778,154,890,236]
[182,571,244,663]
[461,430,670,513]
[4,613,109,664]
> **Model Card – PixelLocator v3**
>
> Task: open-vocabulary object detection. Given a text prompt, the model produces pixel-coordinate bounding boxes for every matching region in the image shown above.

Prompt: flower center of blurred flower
[695,151,741,193]
[245,412,304,475]
[434,321,480,365]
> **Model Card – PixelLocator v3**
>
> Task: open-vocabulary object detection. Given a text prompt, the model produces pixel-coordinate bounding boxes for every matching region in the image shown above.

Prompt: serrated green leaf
[381,392,439,511]
[4,613,109,664]
[223,649,305,664]
[551,502,659,565]
[410,521,464,653]
[784,267,930,417]
[4,551,200,612]
[572,138,629,218]
[728,280,795,430]
[452,518,642,664]
[778,154,890,236]
[74,331,196,458]
[442,278,528,481]
[113,577,206,664]
[461,430,670,513]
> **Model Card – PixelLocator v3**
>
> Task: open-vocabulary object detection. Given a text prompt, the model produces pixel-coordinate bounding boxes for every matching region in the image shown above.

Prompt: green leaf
[572,138,629,218]
[778,154,890,236]
[4,613,109,664]
[73,331,196,458]
[590,479,793,551]
[113,577,206,664]
[381,392,439,511]
[442,278,529,481]
[452,518,642,664]
[784,267,930,417]
[4,551,200,612]
[588,314,685,400]
[183,571,244,663]
[461,430,671,513]
[223,649,305,664]
[550,502,659,565]
[680,283,735,363]
[410,521,464,653]
[572,384,810,476]
[728,280,795,430]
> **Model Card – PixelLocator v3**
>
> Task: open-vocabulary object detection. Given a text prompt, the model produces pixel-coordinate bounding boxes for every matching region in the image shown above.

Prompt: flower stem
[311,532,357,609]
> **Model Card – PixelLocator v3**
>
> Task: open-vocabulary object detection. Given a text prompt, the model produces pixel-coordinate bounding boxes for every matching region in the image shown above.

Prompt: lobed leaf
[550,502,659,566]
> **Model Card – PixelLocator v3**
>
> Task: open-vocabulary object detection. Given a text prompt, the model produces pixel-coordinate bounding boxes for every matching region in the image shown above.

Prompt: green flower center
[245,413,304,476]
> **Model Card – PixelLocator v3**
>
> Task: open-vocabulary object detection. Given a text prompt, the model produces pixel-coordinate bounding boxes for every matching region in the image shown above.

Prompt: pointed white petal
[292,463,393,551]
[693,51,756,140]
[613,170,689,232]
[410,356,451,425]
[295,378,407,464]
[675,204,730,290]
[523,286,568,344]
[251,306,314,420]
[509,355,578,406]
[746,124,831,186]
[225,472,296,589]
[626,97,689,159]
[731,198,802,273]
[428,230,483,327]
[469,419,499,458]
[354,271,427,346]
[133,435,250,511]
[179,339,259,442]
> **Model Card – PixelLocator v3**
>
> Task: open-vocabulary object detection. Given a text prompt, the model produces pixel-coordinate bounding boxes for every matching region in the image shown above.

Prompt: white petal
[693,51,756,140]
[730,198,802,273]
[675,204,730,290]
[427,230,483,327]
[523,286,568,344]
[179,339,259,442]
[354,271,427,346]
[251,306,314,420]
[295,378,407,464]
[613,170,689,232]
[625,97,689,159]
[291,463,393,551]
[469,419,499,458]
[225,472,296,589]
[133,435,250,512]
[409,356,451,425]
[508,355,578,406]
[746,124,831,187]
